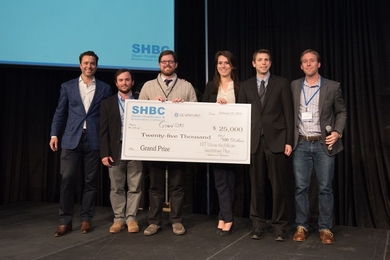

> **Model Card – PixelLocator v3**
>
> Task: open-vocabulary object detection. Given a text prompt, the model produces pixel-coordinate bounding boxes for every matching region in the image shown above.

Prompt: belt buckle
[300,135,309,141]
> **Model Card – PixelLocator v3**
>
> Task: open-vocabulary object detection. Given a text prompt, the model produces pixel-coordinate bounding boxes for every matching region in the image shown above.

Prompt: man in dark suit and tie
[100,69,143,234]
[238,49,294,241]
[291,49,346,244]
[49,50,112,237]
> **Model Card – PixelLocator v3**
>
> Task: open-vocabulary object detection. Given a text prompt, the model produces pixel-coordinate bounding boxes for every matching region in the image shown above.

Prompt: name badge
[302,111,313,122]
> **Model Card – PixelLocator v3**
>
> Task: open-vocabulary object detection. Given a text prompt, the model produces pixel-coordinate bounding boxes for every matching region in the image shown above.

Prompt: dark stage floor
[0,202,388,260]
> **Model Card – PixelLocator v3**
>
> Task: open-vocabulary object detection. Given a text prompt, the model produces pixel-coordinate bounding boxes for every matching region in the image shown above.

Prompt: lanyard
[118,93,133,127]
[157,77,178,100]
[302,76,323,107]
[118,97,125,113]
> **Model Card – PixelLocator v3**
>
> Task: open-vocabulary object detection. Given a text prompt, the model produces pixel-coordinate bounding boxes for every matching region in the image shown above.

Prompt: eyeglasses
[160,60,176,65]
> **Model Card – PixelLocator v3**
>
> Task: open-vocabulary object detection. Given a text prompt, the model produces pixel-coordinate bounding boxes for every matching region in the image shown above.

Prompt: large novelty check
[121,100,251,164]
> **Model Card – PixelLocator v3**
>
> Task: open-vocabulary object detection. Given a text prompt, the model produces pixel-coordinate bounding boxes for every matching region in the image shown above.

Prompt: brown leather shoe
[54,224,72,237]
[80,221,91,234]
[320,230,335,244]
[144,224,161,236]
[293,227,307,242]
[172,223,185,235]
[127,221,139,233]
[109,222,124,234]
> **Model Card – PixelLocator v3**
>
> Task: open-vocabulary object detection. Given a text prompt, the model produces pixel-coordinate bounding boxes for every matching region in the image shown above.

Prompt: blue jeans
[293,139,335,231]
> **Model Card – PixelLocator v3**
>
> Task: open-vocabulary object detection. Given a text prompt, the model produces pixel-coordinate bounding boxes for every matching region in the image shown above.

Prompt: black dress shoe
[220,227,233,236]
[274,229,287,241]
[219,229,232,236]
[220,222,234,237]
[216,228,222,235]
[250,228,264,240]
[54,224,72,237]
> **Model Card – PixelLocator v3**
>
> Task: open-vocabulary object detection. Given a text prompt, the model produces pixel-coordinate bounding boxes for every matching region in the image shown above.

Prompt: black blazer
[202,81,239,102]
[238,75,294,154]
[99,94,128,165]
[202,80,240,171]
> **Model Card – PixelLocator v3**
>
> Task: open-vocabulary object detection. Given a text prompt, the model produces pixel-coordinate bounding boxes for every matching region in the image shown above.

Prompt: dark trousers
[249,136,288,230]
[146,161,186,225]
[59,133,100,225]
[213,164,235,223]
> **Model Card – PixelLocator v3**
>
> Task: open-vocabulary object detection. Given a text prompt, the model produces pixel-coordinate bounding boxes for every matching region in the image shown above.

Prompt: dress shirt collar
[256,72,270,86]
[78,76,96,86]
[303,75,322,88]
[160,73,177,83]
[117,91,134,100]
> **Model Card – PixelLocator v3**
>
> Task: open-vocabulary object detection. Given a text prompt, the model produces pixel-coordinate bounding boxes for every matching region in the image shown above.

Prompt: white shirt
[217,81,236,103]
[79,76,96,129]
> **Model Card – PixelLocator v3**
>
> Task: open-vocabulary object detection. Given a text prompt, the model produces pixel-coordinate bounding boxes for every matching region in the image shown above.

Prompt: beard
[161,67,175,77]
[119,88,131,94]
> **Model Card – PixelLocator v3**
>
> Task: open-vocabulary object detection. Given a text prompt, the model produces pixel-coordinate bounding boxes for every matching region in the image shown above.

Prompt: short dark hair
[114,69,134,83]
[159,50,177,63]
[79,50,99,65]
[252,49,272,61]
[300,49,321,63]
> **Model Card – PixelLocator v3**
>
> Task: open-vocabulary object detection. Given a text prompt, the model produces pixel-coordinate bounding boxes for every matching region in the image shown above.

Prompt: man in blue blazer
[290,49,346,244]
[49,51,112,237]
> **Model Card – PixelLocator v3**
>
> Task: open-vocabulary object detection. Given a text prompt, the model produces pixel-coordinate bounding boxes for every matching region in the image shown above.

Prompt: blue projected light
[0,0,174,71]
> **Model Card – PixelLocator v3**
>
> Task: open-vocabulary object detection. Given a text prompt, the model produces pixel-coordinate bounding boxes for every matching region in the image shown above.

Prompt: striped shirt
[298,77,322,136]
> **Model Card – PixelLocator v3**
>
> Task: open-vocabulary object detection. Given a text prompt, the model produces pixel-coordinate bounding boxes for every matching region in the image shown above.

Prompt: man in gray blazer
[290,49,347,244]
[49,51,112,237]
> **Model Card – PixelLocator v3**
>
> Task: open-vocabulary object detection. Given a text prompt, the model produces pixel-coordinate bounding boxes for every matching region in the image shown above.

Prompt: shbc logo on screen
[132,44,170,54]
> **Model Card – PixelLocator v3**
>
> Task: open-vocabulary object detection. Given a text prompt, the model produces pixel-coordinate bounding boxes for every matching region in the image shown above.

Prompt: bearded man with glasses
[139,50,197,236]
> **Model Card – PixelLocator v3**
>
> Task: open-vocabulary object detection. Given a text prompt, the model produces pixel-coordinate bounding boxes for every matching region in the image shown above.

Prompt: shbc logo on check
[132,106,165,115]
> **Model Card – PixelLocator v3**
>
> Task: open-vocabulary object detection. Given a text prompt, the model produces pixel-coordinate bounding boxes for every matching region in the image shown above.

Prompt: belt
[299,135,322,141]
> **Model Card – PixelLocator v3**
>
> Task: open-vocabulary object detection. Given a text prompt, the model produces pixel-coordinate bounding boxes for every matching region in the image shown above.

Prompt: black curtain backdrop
[1,0,389,229]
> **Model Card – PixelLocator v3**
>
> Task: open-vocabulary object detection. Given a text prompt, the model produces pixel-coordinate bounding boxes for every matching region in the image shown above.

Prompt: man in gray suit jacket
[100,69,143,234]
[291,49,347,245]
[49,51,111,237]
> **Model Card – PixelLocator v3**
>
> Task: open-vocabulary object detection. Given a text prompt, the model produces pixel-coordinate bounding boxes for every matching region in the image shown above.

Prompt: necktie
[165,79,172,86]
[259,80,265,104]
